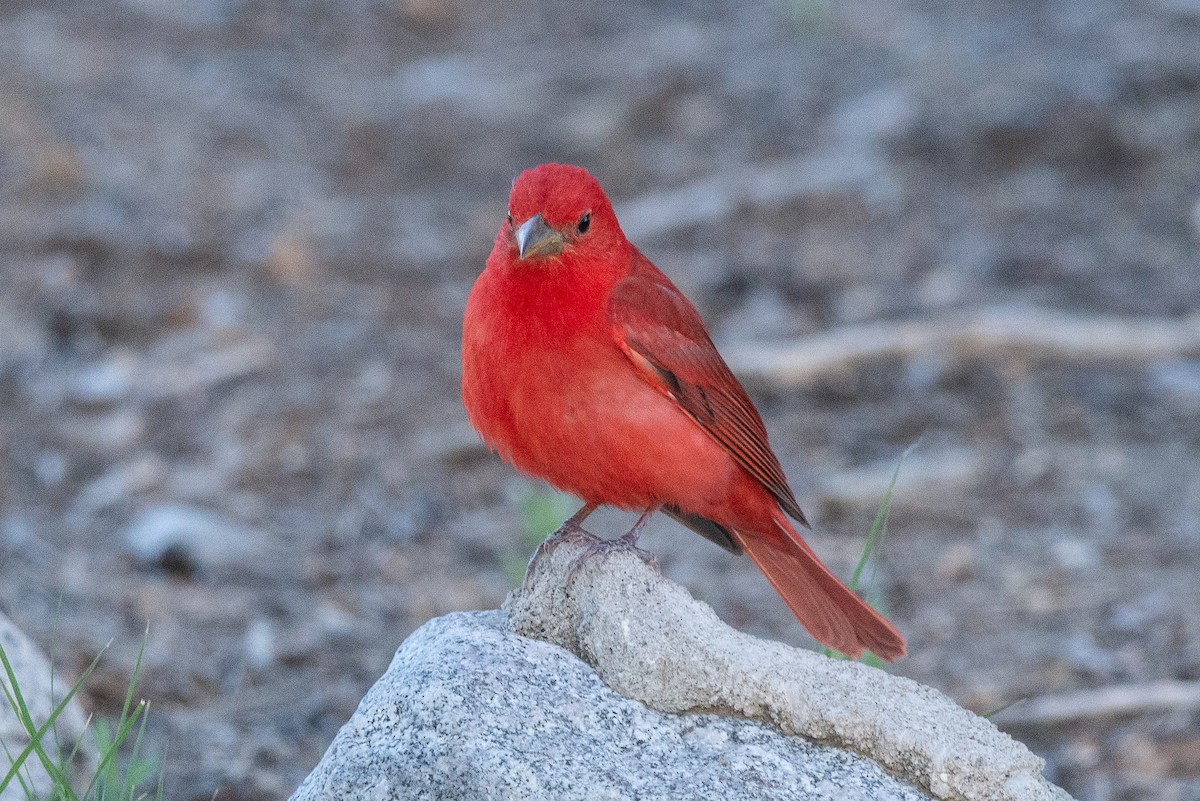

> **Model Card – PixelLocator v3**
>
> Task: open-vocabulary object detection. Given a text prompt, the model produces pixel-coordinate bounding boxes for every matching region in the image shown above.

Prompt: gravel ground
[1,1,1199,799]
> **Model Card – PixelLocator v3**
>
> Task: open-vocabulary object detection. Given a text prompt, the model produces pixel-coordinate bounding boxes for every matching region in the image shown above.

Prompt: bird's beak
[516,214,564,260]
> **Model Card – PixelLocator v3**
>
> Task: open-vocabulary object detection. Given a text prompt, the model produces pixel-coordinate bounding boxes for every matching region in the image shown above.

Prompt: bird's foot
[565,528,660,584]
[523,505,661,588]
[522,503,601,589]
[527,519,601,567]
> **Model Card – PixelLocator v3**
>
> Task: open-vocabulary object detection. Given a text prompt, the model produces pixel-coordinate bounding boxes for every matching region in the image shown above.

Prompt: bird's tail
[731,511,907,662]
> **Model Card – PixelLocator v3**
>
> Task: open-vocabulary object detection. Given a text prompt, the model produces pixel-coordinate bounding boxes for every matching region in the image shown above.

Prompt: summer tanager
[462,163,905,661]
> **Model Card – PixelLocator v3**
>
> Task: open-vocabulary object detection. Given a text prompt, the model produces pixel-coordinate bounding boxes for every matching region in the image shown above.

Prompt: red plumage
[462,163,905,661]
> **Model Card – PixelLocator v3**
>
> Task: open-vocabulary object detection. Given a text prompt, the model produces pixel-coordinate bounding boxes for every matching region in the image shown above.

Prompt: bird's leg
[616,507,655,547]
[560,501,599,536]
[543,501,600,548]
[524,502,600,583]
[566,506,660,583]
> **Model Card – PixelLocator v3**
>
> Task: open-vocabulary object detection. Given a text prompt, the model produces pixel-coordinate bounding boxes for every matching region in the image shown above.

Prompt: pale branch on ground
[724,306,1200,387]
[996,679,1200,728]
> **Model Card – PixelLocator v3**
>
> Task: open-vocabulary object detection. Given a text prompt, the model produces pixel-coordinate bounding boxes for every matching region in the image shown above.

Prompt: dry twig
[997,680,1200,728]
[725,306,1200,386]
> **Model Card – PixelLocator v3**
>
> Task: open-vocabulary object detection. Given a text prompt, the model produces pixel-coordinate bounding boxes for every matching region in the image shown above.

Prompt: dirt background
[1,1,1199,799]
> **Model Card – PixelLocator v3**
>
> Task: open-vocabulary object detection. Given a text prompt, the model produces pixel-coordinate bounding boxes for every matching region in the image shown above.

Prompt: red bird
[462,163,905,661]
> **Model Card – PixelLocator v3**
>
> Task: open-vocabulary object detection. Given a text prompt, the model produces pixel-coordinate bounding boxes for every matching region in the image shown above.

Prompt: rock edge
[503,539,1071,801]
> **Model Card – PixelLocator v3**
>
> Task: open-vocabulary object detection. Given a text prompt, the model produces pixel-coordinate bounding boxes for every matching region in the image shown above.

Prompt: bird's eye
[577,213,591,234]
[506,212,513,227]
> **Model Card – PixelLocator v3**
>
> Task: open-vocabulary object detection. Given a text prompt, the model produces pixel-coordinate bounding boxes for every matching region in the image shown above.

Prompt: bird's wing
[661,505,742,554]
[608,252,808,527]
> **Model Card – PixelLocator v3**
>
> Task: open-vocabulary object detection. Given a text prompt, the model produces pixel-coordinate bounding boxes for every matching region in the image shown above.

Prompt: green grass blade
[83,632,150,801]
[824,441,918,662]
[981,698,1025,719]
[0,638,106,799]
[848,441,918,593]
[2,628,163,801]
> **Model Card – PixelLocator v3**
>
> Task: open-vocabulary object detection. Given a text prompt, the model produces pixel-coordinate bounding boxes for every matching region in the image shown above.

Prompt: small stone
[1110,590,1170,633]
[832,86,917,144]
[1050,539,1098,571]
[122,503,273,577]
[1153,360,1200,409]
[1012,448,1053,485]
[243,618,276,670]
[34,451,67,487]
[1,516,34,550]
[60,408,146,454]
[196,287,250,332]
[935,541,977,582]
[67,351,138,407]
[1062,633,1116,679]
[918,265,967,307]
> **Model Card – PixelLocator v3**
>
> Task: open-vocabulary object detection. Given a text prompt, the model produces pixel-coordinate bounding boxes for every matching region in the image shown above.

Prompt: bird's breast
[463,273,737,511]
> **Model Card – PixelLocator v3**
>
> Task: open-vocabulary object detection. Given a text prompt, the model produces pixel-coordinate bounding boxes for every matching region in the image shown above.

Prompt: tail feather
[731,517,907,662]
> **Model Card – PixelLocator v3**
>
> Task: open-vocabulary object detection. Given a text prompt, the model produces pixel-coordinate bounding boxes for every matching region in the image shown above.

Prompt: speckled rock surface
[289,611,932,801]
[504,540,1073,801]
[293,539,1075,801]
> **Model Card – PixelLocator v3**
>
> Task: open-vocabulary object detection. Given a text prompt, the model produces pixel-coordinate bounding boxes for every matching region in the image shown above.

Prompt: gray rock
[67,351,138,407]
[293,539,1074,801]
[1153,359,1200,409]
[122,503,275,576]
[506,541,1072,801]
[0,611,97,801]
[290,611,931,801]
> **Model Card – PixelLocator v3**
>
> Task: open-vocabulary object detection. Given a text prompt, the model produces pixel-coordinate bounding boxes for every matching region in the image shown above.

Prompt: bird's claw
[522,518,603,590]
[564,530,659,585]
[522,504,659,589]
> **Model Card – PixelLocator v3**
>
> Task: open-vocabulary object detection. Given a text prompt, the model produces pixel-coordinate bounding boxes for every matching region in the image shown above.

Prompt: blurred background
[1,0,1199,798]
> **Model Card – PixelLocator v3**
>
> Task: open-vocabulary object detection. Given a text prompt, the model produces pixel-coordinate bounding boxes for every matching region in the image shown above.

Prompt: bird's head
[499,163,626,265]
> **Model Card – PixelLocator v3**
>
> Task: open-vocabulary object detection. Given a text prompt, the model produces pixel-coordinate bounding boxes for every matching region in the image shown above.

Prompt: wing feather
[609,252,808,527]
